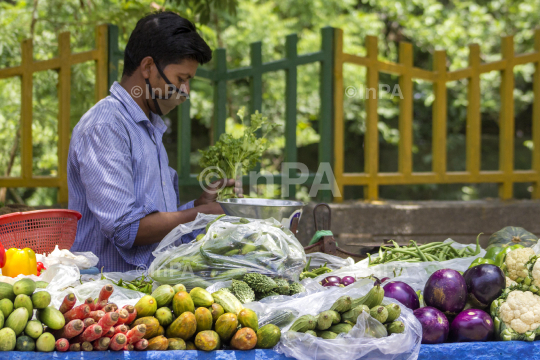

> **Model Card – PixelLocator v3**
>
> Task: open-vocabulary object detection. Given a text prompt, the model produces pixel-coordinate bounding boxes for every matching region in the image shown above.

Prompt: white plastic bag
[38,246,99,269]
[149,214,306,289]
[245,280,422,360]
[0,263,80,290]
[306,252,354,270]
[314,239,486,292]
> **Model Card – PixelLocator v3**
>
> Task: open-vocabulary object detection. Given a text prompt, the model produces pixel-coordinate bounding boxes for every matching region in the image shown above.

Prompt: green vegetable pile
[111,274,154,294]
[368,235,481,266]
[288,284,405,339]
[149,216,306,289]
[198,107,278,200]
[228,274,305,303]
[299,257,332,280]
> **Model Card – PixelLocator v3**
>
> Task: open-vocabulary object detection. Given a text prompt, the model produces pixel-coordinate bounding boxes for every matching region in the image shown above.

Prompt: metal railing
[108,24,335,201]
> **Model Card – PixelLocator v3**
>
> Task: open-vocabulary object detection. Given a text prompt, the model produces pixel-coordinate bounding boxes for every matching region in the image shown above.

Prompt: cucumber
[13,278,36,296]
[5,307,28,335]
[0,299,13,318]
[0,328,16,351]
[16,335,35,351]
[31,291,51,309]
[35,281,49,289]
[0,283,15,301]
[14,294,33,320]
[36,306,65,330]
[259,309,299,328]
[25,320,43,339]
[36,332,55,352]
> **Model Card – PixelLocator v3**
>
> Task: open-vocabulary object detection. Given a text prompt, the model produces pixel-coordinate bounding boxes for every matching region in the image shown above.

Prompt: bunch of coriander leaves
[199,107,278,200]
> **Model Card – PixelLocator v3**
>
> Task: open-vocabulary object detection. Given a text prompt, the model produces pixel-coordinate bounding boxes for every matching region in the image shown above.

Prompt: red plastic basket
[0,209,82,254]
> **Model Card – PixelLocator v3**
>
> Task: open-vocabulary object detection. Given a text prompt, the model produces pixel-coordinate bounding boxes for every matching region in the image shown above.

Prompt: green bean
[458,247,468,256]
[472,233,483,255]
[425,253,437,261]
[411,240,428,262]
[416,242,445,250]
[439,247,450,261]
[447,246,460,257]
[385,248,422,256]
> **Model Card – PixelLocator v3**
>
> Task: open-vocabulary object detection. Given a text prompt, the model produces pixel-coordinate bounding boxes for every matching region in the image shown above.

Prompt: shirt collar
[109,82,167,134]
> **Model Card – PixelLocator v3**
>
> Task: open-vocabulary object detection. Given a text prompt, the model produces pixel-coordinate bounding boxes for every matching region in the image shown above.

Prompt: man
[68,12,240,271]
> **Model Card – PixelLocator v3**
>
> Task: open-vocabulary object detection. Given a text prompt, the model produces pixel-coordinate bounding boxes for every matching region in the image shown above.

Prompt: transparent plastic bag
[314,239,486,292]
[205,278,324,300]
[245,280,422,360]
[149,214,306,289]
[306,252,354,270]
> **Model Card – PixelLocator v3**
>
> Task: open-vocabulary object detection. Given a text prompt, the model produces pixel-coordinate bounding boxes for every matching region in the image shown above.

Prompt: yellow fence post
[499,36,515,199]
[57,32,71,204]
[398,42,413,178]
[333,28,345,202]
[432,50,447,179]
[532,30,540,199]
[365,36,379,200]
[21,39,33,183]
[466,44,481,180]
[95,24,109,102]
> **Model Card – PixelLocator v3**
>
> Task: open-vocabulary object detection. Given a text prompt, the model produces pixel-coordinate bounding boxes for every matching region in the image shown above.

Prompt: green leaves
[198,107,277,200]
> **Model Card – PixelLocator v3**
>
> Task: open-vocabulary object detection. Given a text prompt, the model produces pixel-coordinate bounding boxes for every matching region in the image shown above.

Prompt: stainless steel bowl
[217,198,305,228]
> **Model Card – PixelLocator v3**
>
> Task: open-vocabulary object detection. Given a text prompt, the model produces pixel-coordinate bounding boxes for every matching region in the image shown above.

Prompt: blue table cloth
[1,343,538,359]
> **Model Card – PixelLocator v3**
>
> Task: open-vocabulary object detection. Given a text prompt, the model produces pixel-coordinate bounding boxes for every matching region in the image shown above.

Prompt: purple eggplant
[449,309,494,342]
[321,276,341,287]
[414,306,449,344]
[341,276,356,286]
[462,264,505,309]
[383,281,420,310]
[424,269,467,317]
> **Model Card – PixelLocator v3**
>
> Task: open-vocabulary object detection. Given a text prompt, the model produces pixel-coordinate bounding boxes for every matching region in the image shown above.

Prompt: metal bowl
[217,198,305,229]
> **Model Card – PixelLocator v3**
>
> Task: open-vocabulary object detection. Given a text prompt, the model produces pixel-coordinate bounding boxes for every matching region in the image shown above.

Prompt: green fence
[107,24,335,202]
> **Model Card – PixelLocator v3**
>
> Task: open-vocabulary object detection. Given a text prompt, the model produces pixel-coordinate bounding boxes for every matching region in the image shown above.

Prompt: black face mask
[145,60,189,116]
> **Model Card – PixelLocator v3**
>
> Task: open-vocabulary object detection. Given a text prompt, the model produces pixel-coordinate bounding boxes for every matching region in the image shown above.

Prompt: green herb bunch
[199,107,277,200]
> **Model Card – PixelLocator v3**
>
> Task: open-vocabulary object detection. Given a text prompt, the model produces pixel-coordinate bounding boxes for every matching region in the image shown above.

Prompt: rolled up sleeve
[78,123,157,263]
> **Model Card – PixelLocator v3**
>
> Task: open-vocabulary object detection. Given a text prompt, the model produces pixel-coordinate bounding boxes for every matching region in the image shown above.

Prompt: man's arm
[133,202,221,246]
[134,178,241,246]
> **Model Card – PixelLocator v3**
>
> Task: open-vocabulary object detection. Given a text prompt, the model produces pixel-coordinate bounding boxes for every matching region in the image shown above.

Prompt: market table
[2,343,539,360]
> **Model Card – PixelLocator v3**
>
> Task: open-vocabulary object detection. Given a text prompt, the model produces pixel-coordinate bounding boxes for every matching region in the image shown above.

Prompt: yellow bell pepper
[3,248,37,277]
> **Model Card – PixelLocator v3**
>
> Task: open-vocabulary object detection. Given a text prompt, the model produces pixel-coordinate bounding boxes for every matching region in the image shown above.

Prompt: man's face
[148,58,198,115]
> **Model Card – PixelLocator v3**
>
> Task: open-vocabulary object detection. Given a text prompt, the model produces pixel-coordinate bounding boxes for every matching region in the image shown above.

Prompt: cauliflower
[504,248,535,282]
[491,288,540,341]
[506,276,517,288]
[531,257,540,287]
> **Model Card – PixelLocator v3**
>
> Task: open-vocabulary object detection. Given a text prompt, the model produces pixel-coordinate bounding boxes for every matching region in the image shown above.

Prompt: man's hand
[194,178,243,207]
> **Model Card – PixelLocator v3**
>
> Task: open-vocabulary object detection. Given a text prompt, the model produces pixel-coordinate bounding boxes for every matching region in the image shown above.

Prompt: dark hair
[122,11,212,76]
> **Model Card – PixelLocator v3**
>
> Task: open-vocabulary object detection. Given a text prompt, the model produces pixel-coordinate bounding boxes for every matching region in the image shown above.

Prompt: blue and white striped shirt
[68,81,194,272]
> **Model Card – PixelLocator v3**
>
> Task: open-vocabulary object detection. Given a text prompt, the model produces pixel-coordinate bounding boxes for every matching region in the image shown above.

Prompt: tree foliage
[0,0,538,205]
